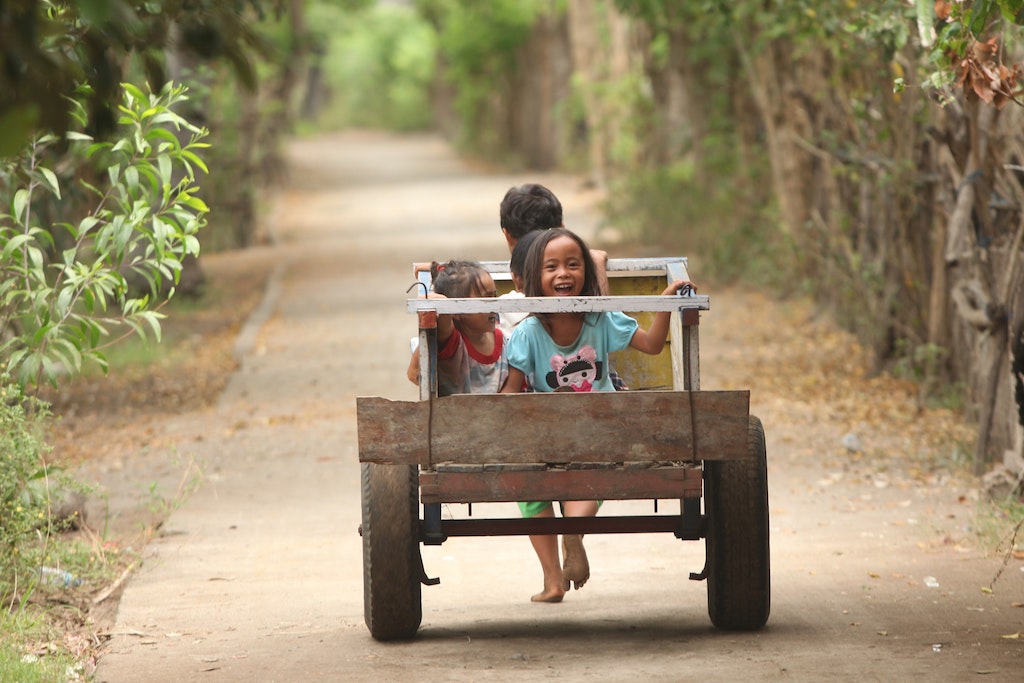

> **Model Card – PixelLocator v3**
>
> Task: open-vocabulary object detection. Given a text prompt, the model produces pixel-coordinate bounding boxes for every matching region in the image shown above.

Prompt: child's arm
[501,367,526,393]
[406,293,456,384]
[406,347,420,384]
[628,279,695,355]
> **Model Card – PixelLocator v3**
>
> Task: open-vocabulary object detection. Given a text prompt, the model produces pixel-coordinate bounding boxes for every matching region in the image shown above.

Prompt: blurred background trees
[3,0,1023,473]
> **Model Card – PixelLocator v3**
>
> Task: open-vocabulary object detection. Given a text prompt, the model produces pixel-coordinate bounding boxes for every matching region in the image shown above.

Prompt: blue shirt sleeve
[506,318,536,373]
[603,312,639,352]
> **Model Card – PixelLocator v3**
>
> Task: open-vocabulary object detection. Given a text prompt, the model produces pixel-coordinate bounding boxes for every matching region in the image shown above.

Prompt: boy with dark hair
[499,183,563,248]
[498,183,608,294]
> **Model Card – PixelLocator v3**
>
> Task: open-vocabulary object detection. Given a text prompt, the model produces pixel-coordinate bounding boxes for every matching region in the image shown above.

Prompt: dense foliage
[0,0,289,156]
[308,2,435,131]
[0,83,209,387]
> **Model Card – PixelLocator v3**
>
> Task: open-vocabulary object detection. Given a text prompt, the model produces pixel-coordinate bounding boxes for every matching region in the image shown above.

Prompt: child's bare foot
[561,534,590,590]
[530,586,565,603]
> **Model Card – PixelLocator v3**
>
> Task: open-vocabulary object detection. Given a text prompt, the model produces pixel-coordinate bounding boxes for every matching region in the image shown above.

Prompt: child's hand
[661,279,696,296]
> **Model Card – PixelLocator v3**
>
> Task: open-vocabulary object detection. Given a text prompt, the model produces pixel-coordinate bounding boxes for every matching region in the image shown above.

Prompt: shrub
[0,377,54,601]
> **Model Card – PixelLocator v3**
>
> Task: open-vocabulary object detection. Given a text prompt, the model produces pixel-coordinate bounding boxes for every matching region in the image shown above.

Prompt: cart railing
[411,256,706,397]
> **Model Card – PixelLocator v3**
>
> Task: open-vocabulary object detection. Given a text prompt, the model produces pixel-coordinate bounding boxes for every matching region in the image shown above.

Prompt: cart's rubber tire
[361,462,422,641]
[704,415,770,630]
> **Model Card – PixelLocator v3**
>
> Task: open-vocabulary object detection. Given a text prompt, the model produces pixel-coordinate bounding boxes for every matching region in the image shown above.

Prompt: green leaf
[78,215,102,236]
[92,351,109,374]
[56,286,75,316]
[157,154,172,185]
[124,165,140,191]
[180,195,210,213]
[969,0,994,34]
[2,233,34,259]
[51,338,84,375]
[80,179,104,198]
[87,141,112,157]
[12,189,28,223]
[122,82,146,105]
[180,150,210,174]
[39,167,62,199]
[145,127,180,147]
[32,323,55,345]
[139,310,164,342]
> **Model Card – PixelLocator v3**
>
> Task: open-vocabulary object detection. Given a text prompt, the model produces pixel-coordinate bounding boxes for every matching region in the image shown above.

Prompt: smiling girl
[500,227,692,603]
[502,228,690,395]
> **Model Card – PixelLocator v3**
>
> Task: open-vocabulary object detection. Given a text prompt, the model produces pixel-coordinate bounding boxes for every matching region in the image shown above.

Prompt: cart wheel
[361,462,422,640]
[704,415,770,630]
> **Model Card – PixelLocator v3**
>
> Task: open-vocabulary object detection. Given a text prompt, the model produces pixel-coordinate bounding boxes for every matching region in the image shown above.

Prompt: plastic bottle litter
[923,575,940,588]
[39,566,82,588]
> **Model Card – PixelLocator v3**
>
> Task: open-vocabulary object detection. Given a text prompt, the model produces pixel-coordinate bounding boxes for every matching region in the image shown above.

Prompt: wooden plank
[419,466,702,504]
[356,390,749,466]
[479,257,689,276]
[406,294,709,315]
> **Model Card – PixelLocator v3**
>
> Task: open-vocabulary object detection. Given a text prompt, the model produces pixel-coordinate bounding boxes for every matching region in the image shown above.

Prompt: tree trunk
[513,10,572,170]
[734,36,815,259]
[566,0,633,186]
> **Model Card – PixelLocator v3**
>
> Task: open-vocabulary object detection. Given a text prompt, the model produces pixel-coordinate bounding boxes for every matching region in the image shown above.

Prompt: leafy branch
[0,81,210,387]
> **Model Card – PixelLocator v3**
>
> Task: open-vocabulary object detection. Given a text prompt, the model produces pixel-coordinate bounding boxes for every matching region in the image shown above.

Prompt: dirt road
[89,130,1022,682]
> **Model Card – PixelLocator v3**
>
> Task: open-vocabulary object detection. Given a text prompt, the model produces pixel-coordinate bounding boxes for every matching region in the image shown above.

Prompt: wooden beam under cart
[419,465,703,505]
[356,390,750,466]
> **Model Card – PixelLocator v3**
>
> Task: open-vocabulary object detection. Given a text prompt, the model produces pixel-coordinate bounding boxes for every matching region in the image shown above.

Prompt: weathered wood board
[357,390,750,466]
[418,465,703,504]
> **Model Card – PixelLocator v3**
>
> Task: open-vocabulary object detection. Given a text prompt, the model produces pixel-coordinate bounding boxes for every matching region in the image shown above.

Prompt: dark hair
[430,260,491,298]
[499,184,563,239]
[520,228,599,298]
[510,229,542,279]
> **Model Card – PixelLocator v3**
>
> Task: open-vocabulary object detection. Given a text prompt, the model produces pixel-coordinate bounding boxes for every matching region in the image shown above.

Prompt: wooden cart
[357,257,769,640]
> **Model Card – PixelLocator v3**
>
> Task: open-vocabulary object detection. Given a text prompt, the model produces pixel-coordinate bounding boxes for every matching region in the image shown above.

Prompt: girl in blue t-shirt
[501,227,692,603]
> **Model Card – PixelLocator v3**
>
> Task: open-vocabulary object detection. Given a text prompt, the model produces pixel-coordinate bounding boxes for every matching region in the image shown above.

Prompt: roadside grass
[0,600,85,683]
[1,248,276,681]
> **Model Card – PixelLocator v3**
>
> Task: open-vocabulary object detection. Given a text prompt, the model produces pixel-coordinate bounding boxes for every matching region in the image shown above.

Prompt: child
[500,227,693,603]
[408,260,507,396]
[499,184,609,295]
[407,231,541,387]
[496,228,542,336]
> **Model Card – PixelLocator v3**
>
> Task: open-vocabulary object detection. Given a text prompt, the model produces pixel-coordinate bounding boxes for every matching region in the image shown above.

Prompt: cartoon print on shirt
[546,346,604,391]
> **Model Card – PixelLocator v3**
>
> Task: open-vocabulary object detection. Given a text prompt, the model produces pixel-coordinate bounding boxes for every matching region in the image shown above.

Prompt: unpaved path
[87,130,1023,682]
